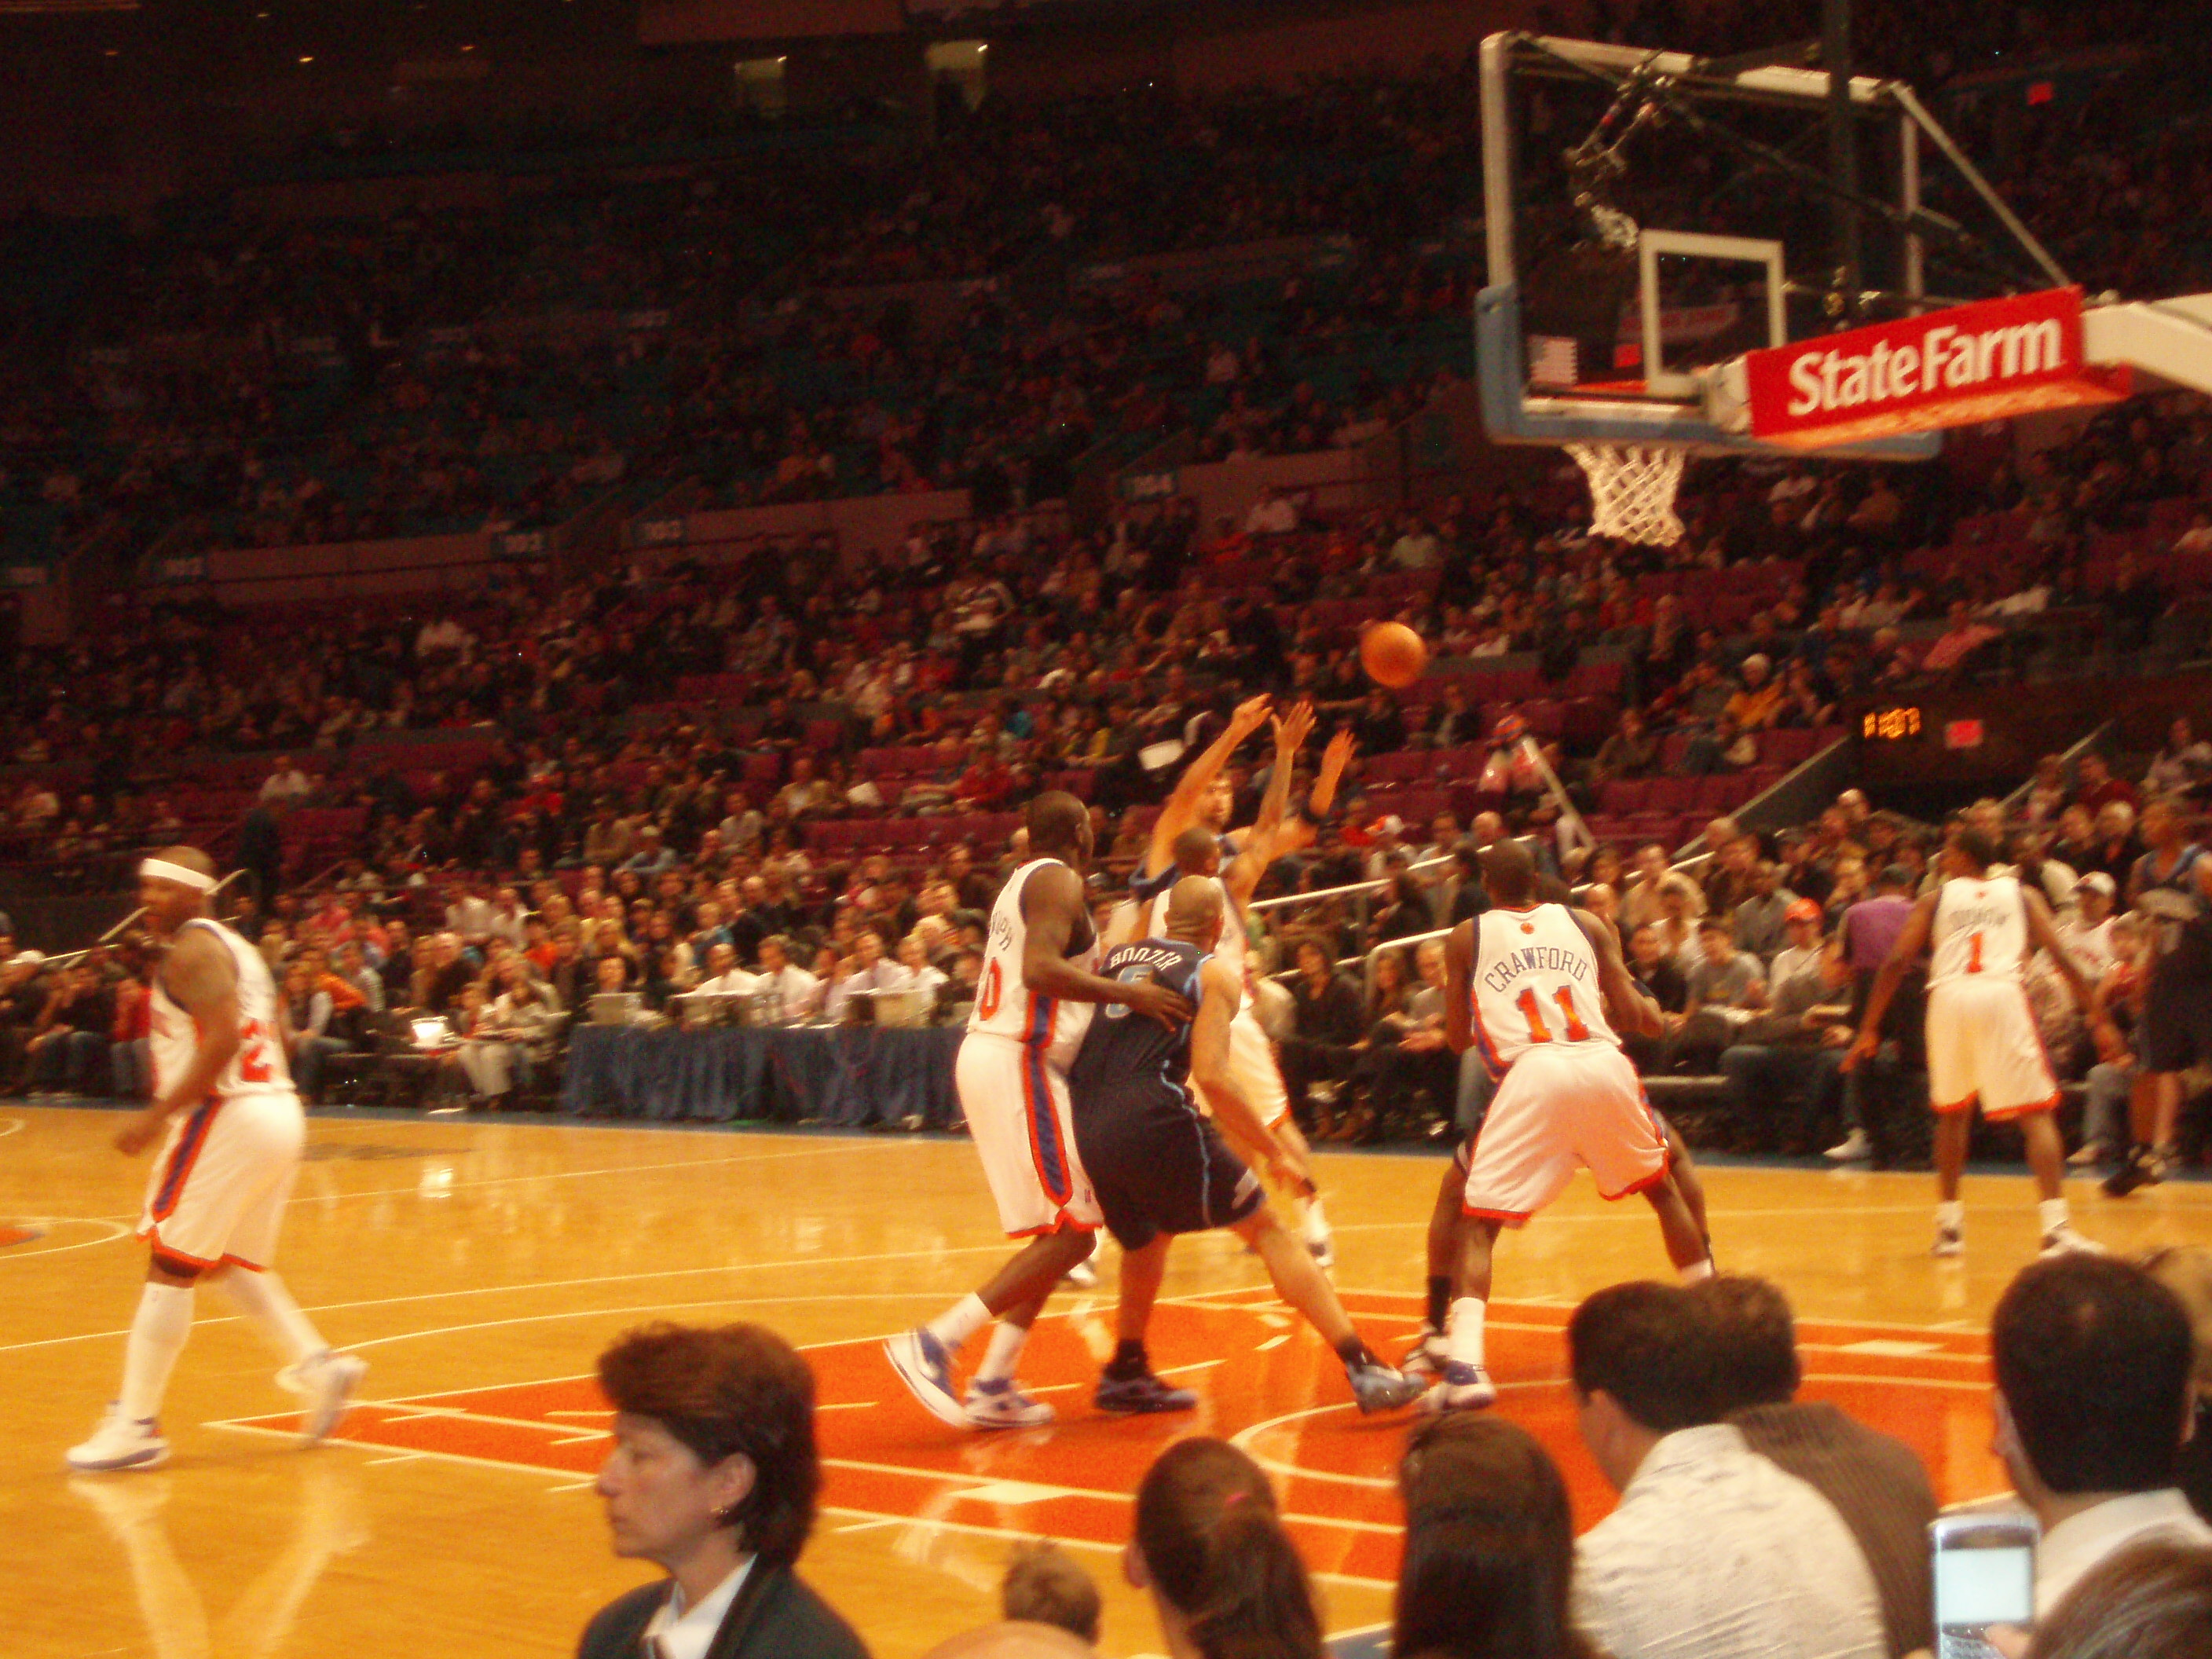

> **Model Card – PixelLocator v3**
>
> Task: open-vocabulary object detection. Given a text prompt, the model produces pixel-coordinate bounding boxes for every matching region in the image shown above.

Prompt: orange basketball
[1361,621,1428,688]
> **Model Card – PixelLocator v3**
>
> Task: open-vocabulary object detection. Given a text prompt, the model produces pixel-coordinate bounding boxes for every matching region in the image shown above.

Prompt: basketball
[1361,621,1428,688]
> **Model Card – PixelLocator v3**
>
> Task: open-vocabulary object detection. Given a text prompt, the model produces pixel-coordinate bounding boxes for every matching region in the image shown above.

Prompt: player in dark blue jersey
[1067,877,1422,1416]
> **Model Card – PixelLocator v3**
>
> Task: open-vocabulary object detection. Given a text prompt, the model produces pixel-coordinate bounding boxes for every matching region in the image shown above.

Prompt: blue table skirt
[561,1024,965,1127]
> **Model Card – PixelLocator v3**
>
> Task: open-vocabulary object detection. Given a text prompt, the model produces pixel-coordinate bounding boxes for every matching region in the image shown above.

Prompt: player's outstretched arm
[1225,701,1314,909]
[1020,863,1192,1027]
[115,929,243,1156]
[1847,892,1938,1069]
[1576,907,1661,1038]
[2021,887,2093,1009]
[1143,694,1272,881]
[1444,919,1475,1054]
[1191,958,1306,1190]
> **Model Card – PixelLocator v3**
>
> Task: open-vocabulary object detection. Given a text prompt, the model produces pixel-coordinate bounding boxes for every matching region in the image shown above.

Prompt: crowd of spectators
[6,0,2212,567]
[2,364,2211,1140]
[596,1250,2212,1659]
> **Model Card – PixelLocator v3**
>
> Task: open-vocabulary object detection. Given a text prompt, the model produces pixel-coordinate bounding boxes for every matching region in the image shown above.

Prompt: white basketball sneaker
[1064,1258,1099,1289]
[66,1404,170,1473]
[277,1350,369,1445]
[961,1378,1057,1430]
[1419,1361,1498,1413]
[2039,1222,2104,1258]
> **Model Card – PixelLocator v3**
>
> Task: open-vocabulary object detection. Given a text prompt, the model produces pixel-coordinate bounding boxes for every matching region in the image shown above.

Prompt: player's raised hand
[1319,727,1357,784]
[1227,694,1273,742]
[1270,700,1317,757]
[1121,975,1195,1030]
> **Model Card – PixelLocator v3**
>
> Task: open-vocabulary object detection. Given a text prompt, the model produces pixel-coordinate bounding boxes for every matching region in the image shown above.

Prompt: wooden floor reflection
[5,1105,2208,1658]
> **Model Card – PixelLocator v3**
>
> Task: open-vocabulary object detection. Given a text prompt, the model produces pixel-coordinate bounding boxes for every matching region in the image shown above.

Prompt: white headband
[141,859,216,892]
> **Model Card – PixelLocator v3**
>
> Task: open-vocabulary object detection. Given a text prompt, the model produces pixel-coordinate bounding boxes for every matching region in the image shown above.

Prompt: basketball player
[1404,871,1713,1381]
[1425,840,1712,1412]
[1124,696,1351,1265]
[1848,824,2097,1257]
[886,793,1192,1430]
[67,848,366,1472]
[1069,877,1421,1414]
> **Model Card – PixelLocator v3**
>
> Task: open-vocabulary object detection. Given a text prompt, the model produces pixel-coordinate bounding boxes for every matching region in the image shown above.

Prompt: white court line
[69,1137,901,1225]
[0,1216,130,1259]
[0,1243,1027,1356]
[0,1116,24,1137]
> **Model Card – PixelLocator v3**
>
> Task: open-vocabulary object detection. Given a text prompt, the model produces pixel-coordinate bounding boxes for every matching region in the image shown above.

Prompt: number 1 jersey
[1469,903,1620,1075]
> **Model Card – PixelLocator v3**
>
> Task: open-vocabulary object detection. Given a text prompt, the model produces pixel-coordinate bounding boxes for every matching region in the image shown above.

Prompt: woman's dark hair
[1393,1415,1599,1659]
[1134,1438,1322,1659]
[597,1322,819,1569]
[1371,947,1412,1014]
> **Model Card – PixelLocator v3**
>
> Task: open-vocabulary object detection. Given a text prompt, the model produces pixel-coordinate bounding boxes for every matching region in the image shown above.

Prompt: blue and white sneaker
[962,1378,1057,1429]
[1418,1360,1498,1413]
[1346,1358,1423,1414]
[67,1404,170,1472]
[885,1328,968,1428]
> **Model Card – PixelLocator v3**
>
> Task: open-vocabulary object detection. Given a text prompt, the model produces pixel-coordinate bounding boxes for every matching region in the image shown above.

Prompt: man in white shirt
[753,934,822,1023]
[1990,1254,2212,1617]
[259,756,313,808]
[693,943,763,998]
[822,928,911,1021]
[1569,1280,1886,1659]
[444,881,496,943]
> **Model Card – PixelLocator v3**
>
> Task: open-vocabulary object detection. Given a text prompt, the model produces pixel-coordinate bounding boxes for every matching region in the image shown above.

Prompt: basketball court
[7,1104,2210,1659]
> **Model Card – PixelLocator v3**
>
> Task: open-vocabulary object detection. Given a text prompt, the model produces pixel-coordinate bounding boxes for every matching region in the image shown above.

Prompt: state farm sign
[1736,287,2130,449]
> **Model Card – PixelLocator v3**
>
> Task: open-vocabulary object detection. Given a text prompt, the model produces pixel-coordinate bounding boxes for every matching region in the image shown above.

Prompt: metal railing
[42,868,249,968]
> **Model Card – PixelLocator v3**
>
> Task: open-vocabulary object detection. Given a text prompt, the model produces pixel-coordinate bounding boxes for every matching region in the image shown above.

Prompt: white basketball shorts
[137,1091,306,1272]
[955,1031,1102,1237]
[1461,1043,1668,1226]
[1925,977,2060,1119]
[1196,1002,1291,1133]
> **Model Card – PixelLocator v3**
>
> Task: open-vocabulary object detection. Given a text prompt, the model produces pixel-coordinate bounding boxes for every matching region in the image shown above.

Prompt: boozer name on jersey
[1069,940,1210,1106]
[1469,902,1621,1078]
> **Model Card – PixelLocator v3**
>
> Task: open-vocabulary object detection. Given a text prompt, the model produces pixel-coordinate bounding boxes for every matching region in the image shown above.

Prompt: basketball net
[1566,441,1687,547]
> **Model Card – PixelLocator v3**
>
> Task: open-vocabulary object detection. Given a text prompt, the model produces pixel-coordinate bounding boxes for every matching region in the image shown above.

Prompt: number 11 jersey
[1470,902,1620,1075]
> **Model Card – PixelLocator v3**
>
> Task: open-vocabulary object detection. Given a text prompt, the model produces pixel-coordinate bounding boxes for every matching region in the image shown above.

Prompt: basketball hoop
[1566,441,1688,546]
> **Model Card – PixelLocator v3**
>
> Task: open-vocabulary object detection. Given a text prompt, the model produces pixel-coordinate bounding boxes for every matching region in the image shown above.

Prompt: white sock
[1446,1297,1487,1368]
[221,1269,326,1367]
[1679,1257,1715,1284]
[925,1292,991,1353]
[1937,1199,1965,1232]
[119,1284,195,1421]
[1302,1195,1331,1244]
[973,1321,1030,1386]
[2038,1197,2071,1234]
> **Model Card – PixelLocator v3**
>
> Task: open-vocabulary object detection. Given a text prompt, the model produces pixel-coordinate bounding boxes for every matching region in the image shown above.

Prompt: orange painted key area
[219,1287,2005,1593]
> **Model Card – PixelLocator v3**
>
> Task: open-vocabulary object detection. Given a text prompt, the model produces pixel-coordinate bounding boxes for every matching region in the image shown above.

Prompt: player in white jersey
[68,848,365,1473]
[1425,840,1712,1411]
[1851,824,2097,1258]
[886,793,1192,1431]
